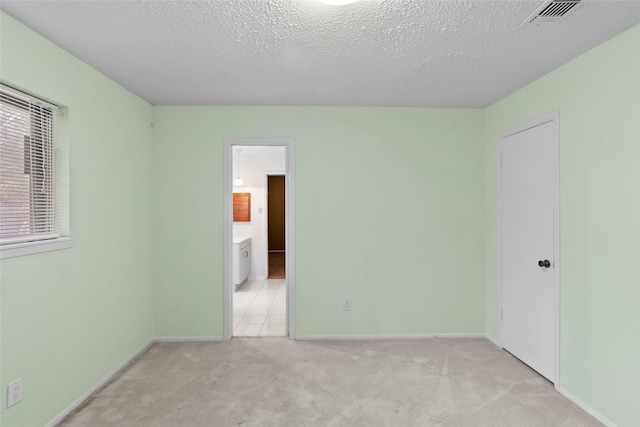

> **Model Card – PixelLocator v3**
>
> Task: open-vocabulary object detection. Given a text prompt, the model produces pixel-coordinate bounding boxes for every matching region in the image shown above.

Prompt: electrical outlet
[7,378,23,408]
[343,298,352,311]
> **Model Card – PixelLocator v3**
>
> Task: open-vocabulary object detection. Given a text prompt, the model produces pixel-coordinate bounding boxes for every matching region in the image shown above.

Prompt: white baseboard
[46,336,226,426]
[483,336,613,426]
[296,333,487,341]
[45,339,153,427]
[484,333,500,347]
[556,386,616,427]
[153,336,223,342]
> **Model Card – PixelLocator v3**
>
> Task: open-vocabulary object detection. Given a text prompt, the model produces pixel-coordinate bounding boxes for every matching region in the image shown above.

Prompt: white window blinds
[0,85,58,245]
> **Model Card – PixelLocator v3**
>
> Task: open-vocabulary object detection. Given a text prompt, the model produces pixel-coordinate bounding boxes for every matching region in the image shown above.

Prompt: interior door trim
[223,138,296,340]
[497,111,560,386]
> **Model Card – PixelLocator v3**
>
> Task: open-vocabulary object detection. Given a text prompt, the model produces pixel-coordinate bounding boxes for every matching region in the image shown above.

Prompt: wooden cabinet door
[233,193,250,222]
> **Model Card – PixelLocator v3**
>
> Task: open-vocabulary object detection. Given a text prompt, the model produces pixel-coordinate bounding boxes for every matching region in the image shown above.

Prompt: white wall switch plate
[343,298,352,311]
[7,378,23,408]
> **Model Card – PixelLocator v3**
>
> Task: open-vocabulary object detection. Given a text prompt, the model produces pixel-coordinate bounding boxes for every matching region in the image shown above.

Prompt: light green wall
[0,12,154,427]
[152,107,486,337]
[484,24,640,426]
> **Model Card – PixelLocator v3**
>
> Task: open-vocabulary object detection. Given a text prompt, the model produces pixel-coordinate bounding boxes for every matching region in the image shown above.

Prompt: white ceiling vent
[524,0,582,24]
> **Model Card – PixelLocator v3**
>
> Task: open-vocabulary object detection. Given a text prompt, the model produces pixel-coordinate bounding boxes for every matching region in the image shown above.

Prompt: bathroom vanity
[233,237,252,290]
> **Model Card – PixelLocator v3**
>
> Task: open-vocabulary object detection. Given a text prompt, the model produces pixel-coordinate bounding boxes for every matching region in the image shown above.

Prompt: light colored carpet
[59,338,600,426]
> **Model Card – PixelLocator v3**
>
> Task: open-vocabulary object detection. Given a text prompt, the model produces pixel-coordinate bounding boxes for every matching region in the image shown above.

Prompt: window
[0,84,74,258]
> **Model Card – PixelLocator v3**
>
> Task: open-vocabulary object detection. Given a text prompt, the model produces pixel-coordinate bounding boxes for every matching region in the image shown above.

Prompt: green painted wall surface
[484,24,640,426]
[0,12,154,427]
[152,107,486,337]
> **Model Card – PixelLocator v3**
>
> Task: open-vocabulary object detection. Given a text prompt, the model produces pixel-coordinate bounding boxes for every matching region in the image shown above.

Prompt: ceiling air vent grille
[524,0,582,24]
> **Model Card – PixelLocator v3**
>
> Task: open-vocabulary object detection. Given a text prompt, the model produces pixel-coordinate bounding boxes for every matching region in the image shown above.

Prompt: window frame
[0,84,75,259]
[0,236,76,259]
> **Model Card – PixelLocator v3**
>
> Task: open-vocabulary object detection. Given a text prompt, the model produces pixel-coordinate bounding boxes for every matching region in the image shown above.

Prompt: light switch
[258,207,263,214]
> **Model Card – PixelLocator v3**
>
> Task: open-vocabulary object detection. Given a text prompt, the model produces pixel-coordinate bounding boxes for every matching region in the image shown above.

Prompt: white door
[500,118,557,382]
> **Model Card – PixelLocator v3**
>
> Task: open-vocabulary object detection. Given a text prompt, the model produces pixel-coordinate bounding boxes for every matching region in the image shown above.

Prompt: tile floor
[233,279,286,337]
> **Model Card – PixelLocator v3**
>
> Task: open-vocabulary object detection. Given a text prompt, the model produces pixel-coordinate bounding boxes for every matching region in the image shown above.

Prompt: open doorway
[267,174,286,279]
[223,139,295,340]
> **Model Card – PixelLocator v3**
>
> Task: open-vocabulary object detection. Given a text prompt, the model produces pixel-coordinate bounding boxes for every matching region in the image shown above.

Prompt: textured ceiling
[1,0,639,107]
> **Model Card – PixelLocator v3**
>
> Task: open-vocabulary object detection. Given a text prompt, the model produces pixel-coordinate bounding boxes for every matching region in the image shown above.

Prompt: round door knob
[538,260,551,268]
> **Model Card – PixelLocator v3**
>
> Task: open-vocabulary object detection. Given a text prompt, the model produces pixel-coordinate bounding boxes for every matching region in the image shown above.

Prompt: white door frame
[497,111,560,385]
[223,138,296,340]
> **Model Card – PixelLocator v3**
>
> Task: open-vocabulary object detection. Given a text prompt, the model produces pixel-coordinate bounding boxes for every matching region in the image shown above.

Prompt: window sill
[0,237,77,260]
